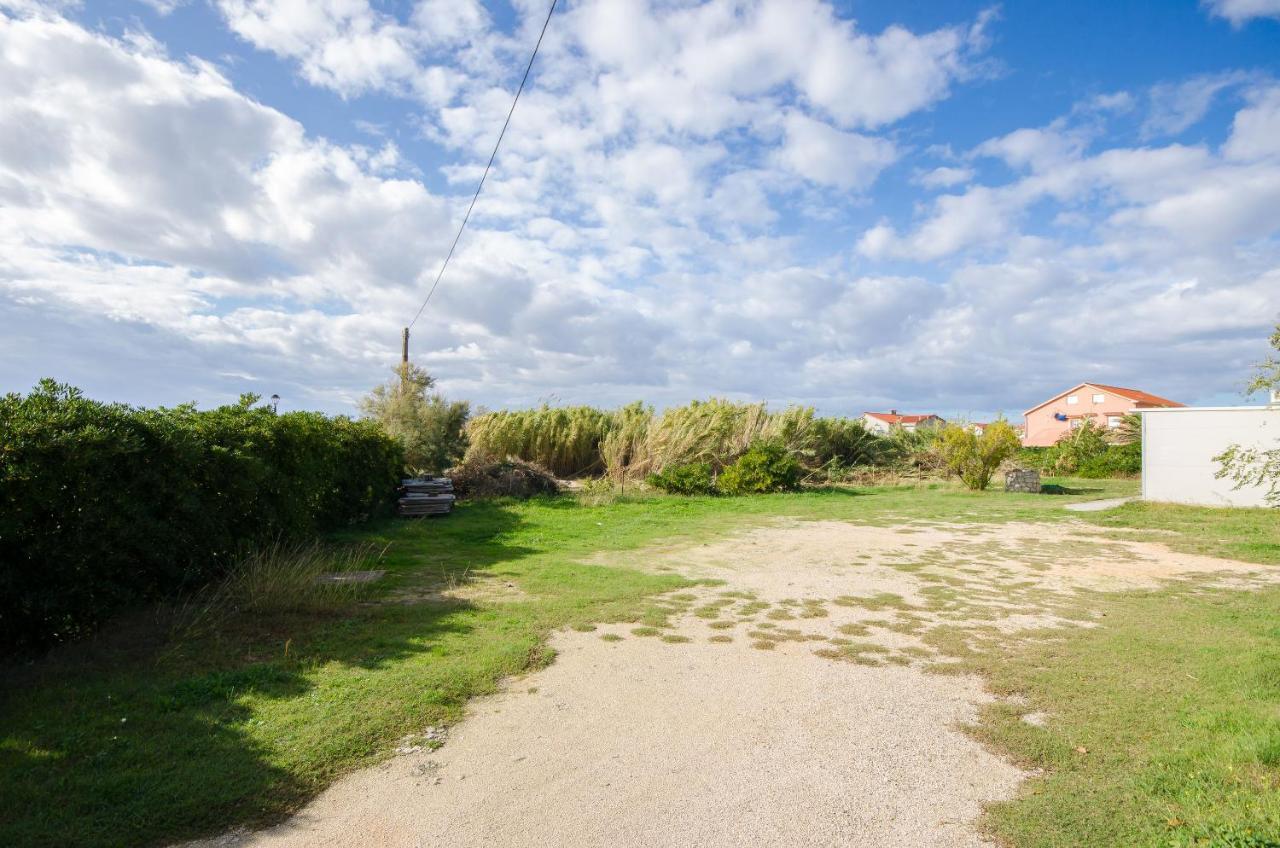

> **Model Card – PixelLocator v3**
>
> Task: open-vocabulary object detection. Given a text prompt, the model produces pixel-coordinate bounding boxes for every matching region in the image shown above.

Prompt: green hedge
[0,380,404,655]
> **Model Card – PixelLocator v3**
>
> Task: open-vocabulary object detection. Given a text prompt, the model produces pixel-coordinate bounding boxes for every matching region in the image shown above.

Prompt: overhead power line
[406,0,559,334]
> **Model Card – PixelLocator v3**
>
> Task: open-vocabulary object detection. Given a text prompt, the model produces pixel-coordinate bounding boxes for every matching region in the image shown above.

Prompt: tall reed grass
[465,399,900,480]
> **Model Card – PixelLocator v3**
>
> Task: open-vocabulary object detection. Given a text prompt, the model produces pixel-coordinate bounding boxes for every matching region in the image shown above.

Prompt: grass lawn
[2,477,1278,847]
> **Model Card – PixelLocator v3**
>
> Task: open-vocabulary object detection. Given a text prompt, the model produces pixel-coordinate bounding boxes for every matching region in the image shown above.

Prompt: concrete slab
[1064,497,1137,512]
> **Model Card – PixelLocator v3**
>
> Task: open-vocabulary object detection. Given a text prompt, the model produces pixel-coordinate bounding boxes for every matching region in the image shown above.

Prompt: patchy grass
[965,586,1280,847]
[1085,500,1280,565]
[6,475,1276,848]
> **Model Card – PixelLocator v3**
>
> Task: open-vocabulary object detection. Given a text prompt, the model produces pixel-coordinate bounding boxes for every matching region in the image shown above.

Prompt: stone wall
[1005,469,1041,493]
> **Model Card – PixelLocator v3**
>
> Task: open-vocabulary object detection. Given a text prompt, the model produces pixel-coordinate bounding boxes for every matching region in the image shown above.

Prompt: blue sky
[2,0,1279,420]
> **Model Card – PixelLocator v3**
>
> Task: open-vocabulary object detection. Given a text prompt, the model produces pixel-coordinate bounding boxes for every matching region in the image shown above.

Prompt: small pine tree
[361,364,469,475]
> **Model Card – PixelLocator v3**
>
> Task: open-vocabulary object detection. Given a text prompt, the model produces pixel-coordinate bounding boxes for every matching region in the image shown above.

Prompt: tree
[361,364,469,475]
[936,419,1021,491]
[1245,323,1280,397]
[1216,322,1280,505]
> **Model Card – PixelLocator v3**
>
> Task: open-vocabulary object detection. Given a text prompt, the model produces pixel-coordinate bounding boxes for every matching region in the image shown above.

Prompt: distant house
[861,410,945,435]
[1022,383,1184,447]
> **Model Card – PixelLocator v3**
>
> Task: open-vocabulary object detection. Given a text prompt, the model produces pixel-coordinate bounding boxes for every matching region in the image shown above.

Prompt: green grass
[2,477,1276,848]
[1085,500,1280,564]
[968,587,1280,847]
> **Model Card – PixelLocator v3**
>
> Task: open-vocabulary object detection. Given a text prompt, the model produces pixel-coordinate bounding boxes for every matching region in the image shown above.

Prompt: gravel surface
[182,518,1272,848]
[182,631,1020,848]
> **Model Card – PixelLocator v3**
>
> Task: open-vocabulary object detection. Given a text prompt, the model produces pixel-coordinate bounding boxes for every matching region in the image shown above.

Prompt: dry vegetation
[465,398,899,480]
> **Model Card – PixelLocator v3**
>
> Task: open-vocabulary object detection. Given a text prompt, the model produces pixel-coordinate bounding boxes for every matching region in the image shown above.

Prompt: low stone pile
[1005,468,1042,493]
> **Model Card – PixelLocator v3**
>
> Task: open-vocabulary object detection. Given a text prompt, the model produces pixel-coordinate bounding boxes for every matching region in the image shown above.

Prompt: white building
[1139,403,1279,508]
[861,411,944,435]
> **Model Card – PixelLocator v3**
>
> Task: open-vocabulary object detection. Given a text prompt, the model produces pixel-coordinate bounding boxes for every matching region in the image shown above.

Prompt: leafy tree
[936,419,1021,491]
[361,364,469,475]
[1216,322,1280,505]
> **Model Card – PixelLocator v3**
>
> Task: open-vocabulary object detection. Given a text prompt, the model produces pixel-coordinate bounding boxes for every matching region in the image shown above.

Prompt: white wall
[1141,407,1279,508]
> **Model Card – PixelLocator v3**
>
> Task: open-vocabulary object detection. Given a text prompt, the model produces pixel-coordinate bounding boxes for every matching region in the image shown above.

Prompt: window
[1107,415,1122,428]
[1069,418,1083,429]
[1092,393,1105,404]
[1066,394,1079,405]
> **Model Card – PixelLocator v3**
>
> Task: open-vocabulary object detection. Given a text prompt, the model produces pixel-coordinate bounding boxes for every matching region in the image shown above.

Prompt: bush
[717,442,802,495]
[0,380,403,655]
[1078,444,1141,478]
[447,457,560,499]
[646,462,716,495]
[936,420,1022,490]
[1040,417,1142,478]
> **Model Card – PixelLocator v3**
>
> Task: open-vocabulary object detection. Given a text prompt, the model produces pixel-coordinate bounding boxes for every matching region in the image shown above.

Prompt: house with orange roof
[1022,383,1184,447]
[861,410,945,435]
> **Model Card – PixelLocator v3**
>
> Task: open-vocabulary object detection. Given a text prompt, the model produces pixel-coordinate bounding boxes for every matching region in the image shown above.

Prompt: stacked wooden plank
[398,477,455,517]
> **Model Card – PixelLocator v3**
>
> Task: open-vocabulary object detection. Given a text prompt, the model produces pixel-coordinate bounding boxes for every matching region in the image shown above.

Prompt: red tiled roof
[1087,384,1185,407]
[1023,382,1185,415]
[864,412,941,425]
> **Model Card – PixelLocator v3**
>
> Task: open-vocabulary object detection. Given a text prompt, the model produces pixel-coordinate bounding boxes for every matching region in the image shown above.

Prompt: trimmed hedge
[0,380,403,655]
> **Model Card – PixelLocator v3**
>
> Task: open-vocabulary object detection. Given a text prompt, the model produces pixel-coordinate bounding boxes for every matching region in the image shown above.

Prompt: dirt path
[185,519,1276,848]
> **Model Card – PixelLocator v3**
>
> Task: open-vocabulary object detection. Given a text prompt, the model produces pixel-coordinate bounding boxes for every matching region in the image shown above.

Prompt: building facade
[861,411,945,435]
[1022,383,1183,447]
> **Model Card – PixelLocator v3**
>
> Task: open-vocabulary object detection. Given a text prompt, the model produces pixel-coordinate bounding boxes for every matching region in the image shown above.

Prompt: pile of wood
[398,477,455,517]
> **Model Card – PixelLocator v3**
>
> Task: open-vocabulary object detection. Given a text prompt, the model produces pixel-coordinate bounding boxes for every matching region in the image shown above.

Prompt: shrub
[937,420,1022,490]
[717,442,803,494]
[0,380,403,655]
[447,457,560,498]
[361,364,469,475]
[1078,444,1142,478]
[646,462,716,495]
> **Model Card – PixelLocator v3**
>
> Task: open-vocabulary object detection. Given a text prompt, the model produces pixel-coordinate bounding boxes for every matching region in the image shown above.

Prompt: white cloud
[776,112,897,189]
[1142,71,1249,138]
[1203,0,1280,26]
[1224,85,1280,161]
[862,86,1280,261]
[2,4,1278,418]
[914,165,974,189]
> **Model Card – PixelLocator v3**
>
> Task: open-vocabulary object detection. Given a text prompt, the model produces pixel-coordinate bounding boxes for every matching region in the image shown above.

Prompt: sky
[2,0,1280,420]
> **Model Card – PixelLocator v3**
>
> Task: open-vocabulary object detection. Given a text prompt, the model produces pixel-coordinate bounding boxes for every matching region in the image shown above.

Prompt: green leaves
[0,381,403,654]
[936,419,1021,490]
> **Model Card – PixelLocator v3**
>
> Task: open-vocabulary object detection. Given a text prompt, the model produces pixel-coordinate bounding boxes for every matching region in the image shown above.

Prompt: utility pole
[401,327,410,365]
